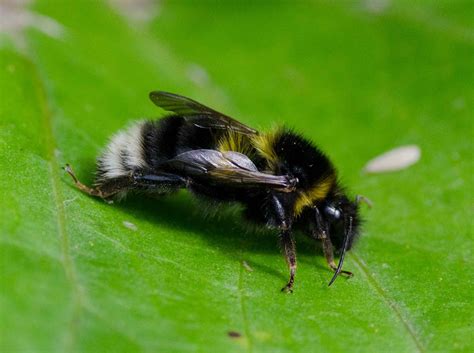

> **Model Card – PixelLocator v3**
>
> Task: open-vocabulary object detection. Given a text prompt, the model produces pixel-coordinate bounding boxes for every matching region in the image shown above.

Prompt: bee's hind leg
[64,164,109,198]
[65,164,187,200]
[131,171,188,193]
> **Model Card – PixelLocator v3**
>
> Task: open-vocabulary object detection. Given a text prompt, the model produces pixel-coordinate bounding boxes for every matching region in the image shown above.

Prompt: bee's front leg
[313,207,353,279]
[321,236,353,279]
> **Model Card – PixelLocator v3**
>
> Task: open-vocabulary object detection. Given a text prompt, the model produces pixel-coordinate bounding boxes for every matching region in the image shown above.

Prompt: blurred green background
[0,1,472,352]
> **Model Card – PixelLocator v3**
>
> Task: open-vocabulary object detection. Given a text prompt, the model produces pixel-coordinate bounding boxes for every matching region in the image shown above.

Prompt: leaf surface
[1,1,472,352]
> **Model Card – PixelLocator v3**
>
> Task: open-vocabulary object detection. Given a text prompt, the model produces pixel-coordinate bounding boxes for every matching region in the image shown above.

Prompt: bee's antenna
[356,195,373,208]
[328,216,352,286]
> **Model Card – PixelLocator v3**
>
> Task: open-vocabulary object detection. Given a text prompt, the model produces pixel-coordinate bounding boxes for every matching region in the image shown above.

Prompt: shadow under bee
[113,193,328,281]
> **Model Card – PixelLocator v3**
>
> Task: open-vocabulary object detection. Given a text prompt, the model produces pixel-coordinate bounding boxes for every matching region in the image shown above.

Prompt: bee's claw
[281,283,294,293]
[329,264,353,278]
[64,163,104,198]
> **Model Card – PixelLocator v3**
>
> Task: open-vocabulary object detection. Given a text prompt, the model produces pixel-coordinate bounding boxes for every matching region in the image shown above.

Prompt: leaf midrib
[31,56,84,352]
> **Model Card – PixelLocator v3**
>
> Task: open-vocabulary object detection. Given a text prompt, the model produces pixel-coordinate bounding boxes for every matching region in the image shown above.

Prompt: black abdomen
[96,115,226,181]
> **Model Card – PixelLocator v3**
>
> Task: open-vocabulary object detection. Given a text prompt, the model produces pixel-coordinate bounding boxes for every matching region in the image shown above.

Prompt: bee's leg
[65,164,187,199]
[309,207,326,240]
[131,172,188,191]
[65,164,139,199]
[356,195,373,208]
[270,194,297,293]
[279,227,297,293]
[321,237,353,278]
[99,172,187,199]
[65,164,108,198]
[312,207,353,278]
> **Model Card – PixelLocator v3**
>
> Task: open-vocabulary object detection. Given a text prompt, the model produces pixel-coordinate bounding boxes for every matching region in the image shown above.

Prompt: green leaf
[1,1,472,352]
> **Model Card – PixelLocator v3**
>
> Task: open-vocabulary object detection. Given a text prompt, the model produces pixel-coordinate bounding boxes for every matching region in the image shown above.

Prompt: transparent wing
[160,149,296,191]
[149,91,258,135]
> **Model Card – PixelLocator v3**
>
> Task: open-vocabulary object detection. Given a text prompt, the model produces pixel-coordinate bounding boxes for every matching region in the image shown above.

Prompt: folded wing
[149,91,258,135]
[160,149,296,191]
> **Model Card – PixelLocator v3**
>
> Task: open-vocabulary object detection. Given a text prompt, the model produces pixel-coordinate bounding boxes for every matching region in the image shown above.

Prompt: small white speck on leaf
[63,196,77,206]
[186,63,210,86]
[123,221,137,231]
[363,145,421,174]
[242,261,253,272]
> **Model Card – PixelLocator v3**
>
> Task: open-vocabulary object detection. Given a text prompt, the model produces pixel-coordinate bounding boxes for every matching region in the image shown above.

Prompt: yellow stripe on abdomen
[217,131,255,156]
[294,175,335,216]
[251,128,281,170]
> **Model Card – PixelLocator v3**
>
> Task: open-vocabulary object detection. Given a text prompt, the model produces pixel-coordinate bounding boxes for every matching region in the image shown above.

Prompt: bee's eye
[324,205,341,220]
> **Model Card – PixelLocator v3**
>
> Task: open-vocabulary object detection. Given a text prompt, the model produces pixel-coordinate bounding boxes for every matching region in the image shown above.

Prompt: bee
[65,91,369,292]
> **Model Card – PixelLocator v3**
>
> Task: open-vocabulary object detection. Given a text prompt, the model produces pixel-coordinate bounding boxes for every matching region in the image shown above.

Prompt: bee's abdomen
[95,116,185,181]
[96,121,149,181]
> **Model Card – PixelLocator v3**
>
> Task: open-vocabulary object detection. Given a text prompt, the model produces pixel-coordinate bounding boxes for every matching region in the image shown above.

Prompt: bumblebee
[66,91,367,292]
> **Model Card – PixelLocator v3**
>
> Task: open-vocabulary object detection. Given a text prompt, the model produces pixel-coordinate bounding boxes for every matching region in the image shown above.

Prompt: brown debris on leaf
[228,331,242,338]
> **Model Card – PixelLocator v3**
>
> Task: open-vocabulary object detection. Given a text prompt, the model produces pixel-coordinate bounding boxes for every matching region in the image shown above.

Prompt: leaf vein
[352,252,425,353]
[32,60,85,352]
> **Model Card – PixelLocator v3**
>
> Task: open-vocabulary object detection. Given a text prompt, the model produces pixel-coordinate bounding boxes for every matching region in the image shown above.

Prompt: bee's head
[322,195,361,251]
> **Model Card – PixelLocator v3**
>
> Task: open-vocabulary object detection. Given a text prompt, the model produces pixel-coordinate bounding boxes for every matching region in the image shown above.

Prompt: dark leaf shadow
[62,168,331,282]
[114,192,328,280]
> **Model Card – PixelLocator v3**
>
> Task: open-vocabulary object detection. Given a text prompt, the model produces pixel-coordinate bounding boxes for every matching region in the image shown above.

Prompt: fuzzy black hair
[271,129,335,190]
